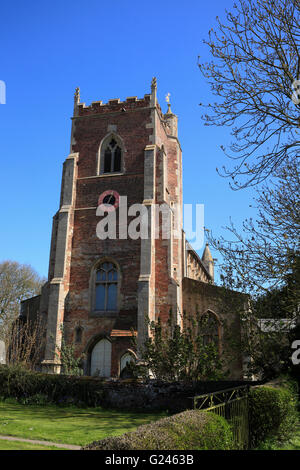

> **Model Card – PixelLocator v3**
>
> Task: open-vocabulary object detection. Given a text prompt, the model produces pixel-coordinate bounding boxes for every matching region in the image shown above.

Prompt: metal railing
[192,385,249,449]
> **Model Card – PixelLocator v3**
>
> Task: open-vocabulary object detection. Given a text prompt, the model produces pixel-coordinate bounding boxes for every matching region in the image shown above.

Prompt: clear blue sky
[0,0,256,281]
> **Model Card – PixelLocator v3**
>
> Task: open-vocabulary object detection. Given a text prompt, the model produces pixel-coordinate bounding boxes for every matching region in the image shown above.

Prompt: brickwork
[64,94,153,374]
[38,81,189,375]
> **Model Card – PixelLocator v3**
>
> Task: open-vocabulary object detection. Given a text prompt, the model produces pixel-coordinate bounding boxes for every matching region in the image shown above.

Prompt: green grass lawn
[0,400,166,447]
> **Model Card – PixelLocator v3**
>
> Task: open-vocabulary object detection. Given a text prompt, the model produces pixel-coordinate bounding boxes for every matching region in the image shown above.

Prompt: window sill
[98,172,124,178]
[90,310,119,318]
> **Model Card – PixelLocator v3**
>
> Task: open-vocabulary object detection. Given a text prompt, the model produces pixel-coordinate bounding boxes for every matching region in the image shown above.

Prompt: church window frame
[199,310,222,354]
[90,259,121,317]
[98,133,125,175]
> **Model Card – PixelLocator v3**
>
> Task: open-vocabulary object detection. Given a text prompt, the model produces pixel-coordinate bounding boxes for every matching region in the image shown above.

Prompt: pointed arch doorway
[90,338,112,377]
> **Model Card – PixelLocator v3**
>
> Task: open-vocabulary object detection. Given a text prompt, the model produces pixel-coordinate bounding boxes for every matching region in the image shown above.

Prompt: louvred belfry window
[103,137,122,173]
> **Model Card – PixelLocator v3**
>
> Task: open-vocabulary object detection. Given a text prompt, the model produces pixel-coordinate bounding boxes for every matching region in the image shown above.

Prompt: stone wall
[72,378,259,412]
[182,278,247,379]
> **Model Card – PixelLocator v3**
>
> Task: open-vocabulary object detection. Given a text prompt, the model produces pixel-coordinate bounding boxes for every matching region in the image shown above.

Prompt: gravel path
[0,434,80,450]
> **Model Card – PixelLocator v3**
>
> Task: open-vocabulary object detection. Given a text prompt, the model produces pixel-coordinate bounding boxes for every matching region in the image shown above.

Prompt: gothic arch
[199,309,222,354]
[97,132,126,175]
[89,257,122,316]
[84,333,113,376]
[119,349,137,378]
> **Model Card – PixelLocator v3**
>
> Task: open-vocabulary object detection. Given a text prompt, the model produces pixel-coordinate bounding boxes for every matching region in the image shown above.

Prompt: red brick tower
[41,79,184,376]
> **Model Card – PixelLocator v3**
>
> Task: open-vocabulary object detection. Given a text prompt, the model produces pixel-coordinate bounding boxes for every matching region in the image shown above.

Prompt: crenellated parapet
[75,94,151,117]
[72,77,167,121]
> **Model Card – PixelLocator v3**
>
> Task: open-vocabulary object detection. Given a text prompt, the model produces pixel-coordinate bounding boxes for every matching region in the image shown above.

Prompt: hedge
[0,365,105,407]
[83,409,235,450]
[0,365,259,411]
[249,378,298,448]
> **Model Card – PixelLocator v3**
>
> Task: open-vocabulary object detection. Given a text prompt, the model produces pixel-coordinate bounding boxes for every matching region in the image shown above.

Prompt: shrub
[0,364,258,412]
[135,312,224,382]
[249,378,298,448]
[19,393,49,406]
[55,325,84,376]
[83,409,235,450]
[0,364,105,407]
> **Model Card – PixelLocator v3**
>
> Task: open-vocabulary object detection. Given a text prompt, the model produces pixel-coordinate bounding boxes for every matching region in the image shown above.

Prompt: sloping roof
[186,241,212,280]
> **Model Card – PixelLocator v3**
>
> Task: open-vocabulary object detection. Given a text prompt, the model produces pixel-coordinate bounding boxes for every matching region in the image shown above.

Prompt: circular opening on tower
[103,194,116,206]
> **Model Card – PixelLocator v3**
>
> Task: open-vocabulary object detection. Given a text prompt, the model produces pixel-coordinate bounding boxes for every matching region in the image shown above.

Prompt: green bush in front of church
[83,409,235,450]
[249,378,298,448]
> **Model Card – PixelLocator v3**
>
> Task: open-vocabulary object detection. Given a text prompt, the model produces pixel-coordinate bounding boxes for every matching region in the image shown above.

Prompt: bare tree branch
[199,0,300,188]
[207,158,300,307]
[0,260,45,344]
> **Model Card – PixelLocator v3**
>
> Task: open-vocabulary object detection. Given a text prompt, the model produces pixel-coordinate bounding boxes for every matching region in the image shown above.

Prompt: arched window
[90,338,112,377]
[95,261,118,311]
[100,135,123,174]
[200,311,220,349]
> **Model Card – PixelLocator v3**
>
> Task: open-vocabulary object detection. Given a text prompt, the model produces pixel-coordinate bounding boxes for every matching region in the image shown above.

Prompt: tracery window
[95,262,118,311]
[200,311,220,349]
[102,137,122,174]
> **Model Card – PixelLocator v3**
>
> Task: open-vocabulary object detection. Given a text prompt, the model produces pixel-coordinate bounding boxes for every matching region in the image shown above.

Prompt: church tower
[41,79,184,376]
[21,79,244,380]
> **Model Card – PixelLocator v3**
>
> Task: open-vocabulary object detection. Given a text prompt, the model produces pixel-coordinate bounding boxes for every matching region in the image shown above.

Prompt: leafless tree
[208,158,299,304]
[206,158,299,380]
[7,315,46,370]
[0,260,45,344]
[199,0,300,189]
